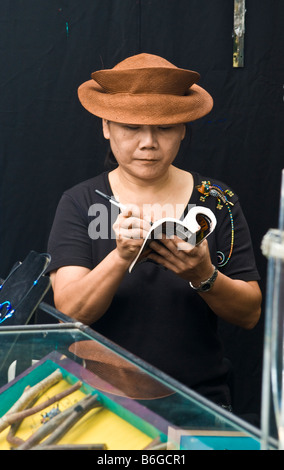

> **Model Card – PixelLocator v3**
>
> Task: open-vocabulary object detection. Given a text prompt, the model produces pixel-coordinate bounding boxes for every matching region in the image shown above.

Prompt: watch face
[201,282,212,291]
[189,267,218,292]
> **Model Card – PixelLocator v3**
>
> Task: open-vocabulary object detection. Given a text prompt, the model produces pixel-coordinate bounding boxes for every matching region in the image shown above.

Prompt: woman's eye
[158,126,173,131]
[125,125,139,130]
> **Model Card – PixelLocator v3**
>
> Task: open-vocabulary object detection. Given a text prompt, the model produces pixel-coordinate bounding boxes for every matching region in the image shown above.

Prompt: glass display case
[261,170,284,450]
[0,303,276,451]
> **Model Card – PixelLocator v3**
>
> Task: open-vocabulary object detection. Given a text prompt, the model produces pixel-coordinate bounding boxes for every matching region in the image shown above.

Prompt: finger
[148,243,198,277]
[150,240,184,267]
[120,204,142,219]
[114,219,151,242]
[151,236,185,258]
[119,205,152,229]
[147,250,178,273]
[116,237,145,261]
[166,235,203,256]
[114,217,150,239]
[117,227,148,240]
[150,238,198,273]
[119,216,151,231]
[176,241,195,252]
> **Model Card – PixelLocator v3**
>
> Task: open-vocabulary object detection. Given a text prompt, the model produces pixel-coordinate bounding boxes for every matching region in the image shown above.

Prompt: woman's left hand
[148,236,214,285]
[148,235,262,330]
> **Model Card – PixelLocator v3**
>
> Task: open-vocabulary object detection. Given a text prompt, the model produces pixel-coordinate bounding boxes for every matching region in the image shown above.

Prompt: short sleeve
[47,193,93,272]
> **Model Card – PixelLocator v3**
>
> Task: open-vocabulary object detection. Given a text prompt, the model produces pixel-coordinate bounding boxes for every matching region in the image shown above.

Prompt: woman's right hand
[112,204,152,263]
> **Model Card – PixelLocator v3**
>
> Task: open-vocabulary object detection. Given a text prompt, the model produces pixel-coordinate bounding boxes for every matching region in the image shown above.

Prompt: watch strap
[189,265,218,292]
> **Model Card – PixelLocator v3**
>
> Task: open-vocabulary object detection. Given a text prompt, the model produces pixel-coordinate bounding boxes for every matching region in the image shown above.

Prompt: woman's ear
[102,119,110,139]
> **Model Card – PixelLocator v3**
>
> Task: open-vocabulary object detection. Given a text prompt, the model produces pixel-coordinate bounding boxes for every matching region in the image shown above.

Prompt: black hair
[104,145,118,170]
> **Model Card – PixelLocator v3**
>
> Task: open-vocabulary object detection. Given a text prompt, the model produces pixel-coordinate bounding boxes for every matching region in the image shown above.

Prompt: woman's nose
[139,126,159,149]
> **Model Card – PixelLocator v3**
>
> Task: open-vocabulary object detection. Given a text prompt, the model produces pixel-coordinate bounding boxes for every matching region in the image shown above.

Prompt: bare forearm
[52,206,151,324]
[199,273,262,329]
[52,250,129,324]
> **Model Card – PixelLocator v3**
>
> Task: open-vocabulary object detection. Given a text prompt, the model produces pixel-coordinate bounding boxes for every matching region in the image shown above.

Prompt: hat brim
[78,80,213,125]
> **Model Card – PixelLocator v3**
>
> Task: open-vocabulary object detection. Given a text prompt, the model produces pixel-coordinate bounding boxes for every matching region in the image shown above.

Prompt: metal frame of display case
[0,300,278,450]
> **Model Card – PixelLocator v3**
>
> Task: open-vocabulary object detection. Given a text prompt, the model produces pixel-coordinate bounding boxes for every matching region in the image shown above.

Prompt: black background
[0,0,283,421]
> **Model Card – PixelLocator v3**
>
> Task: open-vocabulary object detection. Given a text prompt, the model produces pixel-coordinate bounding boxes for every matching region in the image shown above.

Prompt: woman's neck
[109,166,176,203]
[108,165,194,220]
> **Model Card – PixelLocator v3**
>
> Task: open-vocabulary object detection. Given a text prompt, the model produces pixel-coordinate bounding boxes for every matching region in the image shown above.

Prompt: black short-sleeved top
[47,171,260,405]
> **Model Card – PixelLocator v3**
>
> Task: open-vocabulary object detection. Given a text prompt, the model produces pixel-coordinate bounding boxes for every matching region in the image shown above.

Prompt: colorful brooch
[196,181,235,267]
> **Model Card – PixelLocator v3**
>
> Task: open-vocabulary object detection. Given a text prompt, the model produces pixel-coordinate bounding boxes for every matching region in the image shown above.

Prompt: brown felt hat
[78,53,213,125]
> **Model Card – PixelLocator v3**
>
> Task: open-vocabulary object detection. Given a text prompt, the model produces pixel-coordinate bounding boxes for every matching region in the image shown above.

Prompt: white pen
[95,189,153,225]
[95,189,127,210]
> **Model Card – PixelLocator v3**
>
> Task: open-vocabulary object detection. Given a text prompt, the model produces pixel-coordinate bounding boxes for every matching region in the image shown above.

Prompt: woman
[47,53,261,408]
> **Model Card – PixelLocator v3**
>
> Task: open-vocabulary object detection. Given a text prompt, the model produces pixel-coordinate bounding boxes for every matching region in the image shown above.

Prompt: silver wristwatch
[189,265,218,292]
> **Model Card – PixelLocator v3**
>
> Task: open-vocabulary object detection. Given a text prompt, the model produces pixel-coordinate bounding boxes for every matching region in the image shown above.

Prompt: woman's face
[102,120,186,181]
